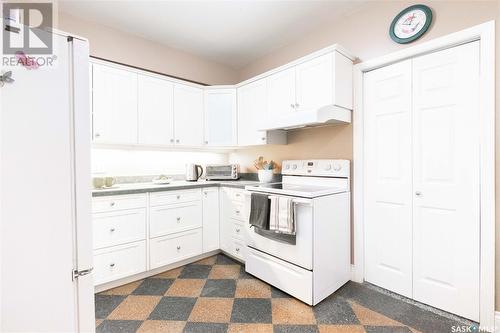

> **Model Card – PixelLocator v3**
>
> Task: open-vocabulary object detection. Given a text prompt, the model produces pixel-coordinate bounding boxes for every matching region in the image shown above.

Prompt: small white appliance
[205,164,239,180]
[244,159,351,305]
[186,164,203,181]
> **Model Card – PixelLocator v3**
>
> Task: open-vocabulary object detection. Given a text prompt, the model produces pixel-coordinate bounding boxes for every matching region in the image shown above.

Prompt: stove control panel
[282,159,350,178]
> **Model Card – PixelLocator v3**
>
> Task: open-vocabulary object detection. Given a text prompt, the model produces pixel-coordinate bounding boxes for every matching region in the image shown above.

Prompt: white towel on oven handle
[269,195,295,235]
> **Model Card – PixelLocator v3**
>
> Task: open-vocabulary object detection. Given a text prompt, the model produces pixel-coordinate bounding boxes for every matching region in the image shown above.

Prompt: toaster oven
[205,164,240,180]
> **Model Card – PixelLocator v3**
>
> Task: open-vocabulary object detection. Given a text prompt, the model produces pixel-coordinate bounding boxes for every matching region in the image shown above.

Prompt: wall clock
[390,4,433,44]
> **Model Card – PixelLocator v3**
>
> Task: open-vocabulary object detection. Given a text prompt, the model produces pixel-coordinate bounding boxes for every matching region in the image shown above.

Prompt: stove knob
[292,164,298,170]
[324,164,332,171]
[284,164,290,170]
[333,163,342,171]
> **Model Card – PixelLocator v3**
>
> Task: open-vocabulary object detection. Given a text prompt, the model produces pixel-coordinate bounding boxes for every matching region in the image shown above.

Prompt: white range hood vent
[259,105,352,131]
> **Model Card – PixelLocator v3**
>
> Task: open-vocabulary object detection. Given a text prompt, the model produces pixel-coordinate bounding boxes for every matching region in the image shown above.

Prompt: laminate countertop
[92,179,263,197]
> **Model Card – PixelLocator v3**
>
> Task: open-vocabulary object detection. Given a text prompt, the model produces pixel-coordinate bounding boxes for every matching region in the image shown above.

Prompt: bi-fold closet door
[364,41,480,321]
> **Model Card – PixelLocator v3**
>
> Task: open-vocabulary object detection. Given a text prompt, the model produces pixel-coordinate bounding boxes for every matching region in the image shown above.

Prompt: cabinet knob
[177,245,181,250]
[295,103,299,108]
[109,263,115,268]
[235,210,240,214]
[415,191,422,196]
[176,195,181,199]
[110,228,115,232]
[236,228,240,233]
[204,141,208,144]
[261,137,266,141]
[110,202,115,207]
[235,248,240,252]
[177,217,181,222]
[170,139,174,143]
[95,133,101,138]
[290,104,295,108]
[176,139,180,143]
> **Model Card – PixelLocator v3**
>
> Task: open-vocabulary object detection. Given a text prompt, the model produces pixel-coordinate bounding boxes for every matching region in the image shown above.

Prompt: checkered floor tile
[95,254,475,333]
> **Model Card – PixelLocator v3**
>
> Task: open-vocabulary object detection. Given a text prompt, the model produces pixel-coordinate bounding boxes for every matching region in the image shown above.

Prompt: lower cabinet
[202,188,220,252]
[93,241,147,285]
[92,186,243,288]
[150,228,203,269]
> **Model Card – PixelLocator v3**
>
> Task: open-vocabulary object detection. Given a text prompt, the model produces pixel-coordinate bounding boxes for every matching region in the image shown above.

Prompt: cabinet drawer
[231,238,246,261]
[150,202,202,238]
[150,228,203,269]
[232,221,245,241]
[92,194,147,213]
[93,208,146,249]
[231,189,246,203]
[150,189,202,206]
[231,202,246,222]
[93,241,147,285]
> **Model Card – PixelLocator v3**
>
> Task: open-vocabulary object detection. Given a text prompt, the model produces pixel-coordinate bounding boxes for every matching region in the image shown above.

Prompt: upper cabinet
[266,67,296,119]
[137,74,174,145]
[174,84,204,146]
[92,63,138,144]
[90,45,354,148]
[204,88,237,146]
[265,50,353,118]
[237,79,287,146]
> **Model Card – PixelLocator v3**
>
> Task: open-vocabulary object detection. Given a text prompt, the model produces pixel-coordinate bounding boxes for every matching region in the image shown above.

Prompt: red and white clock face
[394,9,428,39]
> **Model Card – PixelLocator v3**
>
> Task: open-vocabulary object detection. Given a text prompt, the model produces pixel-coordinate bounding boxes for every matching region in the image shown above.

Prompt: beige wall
[57,11,239,85]
[229,0,500,309]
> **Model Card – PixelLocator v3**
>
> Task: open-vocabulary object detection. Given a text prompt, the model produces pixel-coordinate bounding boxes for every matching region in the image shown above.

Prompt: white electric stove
[244,159,351,305]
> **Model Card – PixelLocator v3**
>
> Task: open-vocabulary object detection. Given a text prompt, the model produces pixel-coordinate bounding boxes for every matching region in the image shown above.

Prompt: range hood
[259,105,352,131]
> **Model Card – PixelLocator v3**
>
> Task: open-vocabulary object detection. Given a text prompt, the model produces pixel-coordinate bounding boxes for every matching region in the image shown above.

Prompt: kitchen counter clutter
[91,179,258,292]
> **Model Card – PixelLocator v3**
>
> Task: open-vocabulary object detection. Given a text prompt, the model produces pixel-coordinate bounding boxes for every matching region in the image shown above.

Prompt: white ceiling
[58,1,367,69]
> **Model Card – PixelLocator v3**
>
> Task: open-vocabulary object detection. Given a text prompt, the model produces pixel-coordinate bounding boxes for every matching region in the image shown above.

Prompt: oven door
[245,193,313,270]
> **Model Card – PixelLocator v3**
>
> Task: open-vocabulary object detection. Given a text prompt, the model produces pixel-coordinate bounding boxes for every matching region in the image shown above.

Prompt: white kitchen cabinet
[266,51,353,119]
[149,201,202,238]
[92,63,138,144]
[204,88,237,146]
[202,188,220,252]
[174,83,204,146]
[138,74,174,145]
[220,187,246,262]
[237,79,286,146]
[295,53,333,112]
[150,228,203,269]
[266,67,296,118]
[93,241,147,285]
[93,208,147,250]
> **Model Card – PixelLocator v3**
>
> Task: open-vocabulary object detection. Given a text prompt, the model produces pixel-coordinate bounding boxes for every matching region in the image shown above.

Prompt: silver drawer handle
[176,195,181,199]
[95,133,101,138]
[235,210,240,214]
[177,245,181,250]
[177,217,181,222]
[415,191,422,196]
[109,263,115,268]
[110,228,115,232]
[110,202,115,207]
[235,248,240,252]
[236,228,240,233]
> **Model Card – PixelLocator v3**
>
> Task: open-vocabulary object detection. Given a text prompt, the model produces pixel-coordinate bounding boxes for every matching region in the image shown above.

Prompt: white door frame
[352,21,495,329]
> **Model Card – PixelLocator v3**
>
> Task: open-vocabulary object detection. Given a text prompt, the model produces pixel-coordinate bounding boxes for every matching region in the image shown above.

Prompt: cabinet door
[266,67,295,118]
[204,88,237,146]
[138,75,174,145]
[364,59,413,298]
[202,188,220,252]
[219,188,233,253]
[295,53,332,112]
[412,41,479,321]
[237,80,268,146]
[173,84,204,146]
[92,64,137,144]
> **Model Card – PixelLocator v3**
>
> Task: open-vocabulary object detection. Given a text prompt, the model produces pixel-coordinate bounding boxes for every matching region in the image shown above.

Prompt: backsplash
[91,148,229,176]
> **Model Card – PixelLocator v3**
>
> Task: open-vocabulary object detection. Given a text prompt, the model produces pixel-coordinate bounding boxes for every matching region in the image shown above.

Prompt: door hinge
[72,267,93,280]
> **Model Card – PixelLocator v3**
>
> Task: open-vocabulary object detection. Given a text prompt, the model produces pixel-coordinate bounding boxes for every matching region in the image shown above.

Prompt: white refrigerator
[1,30,95,331]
